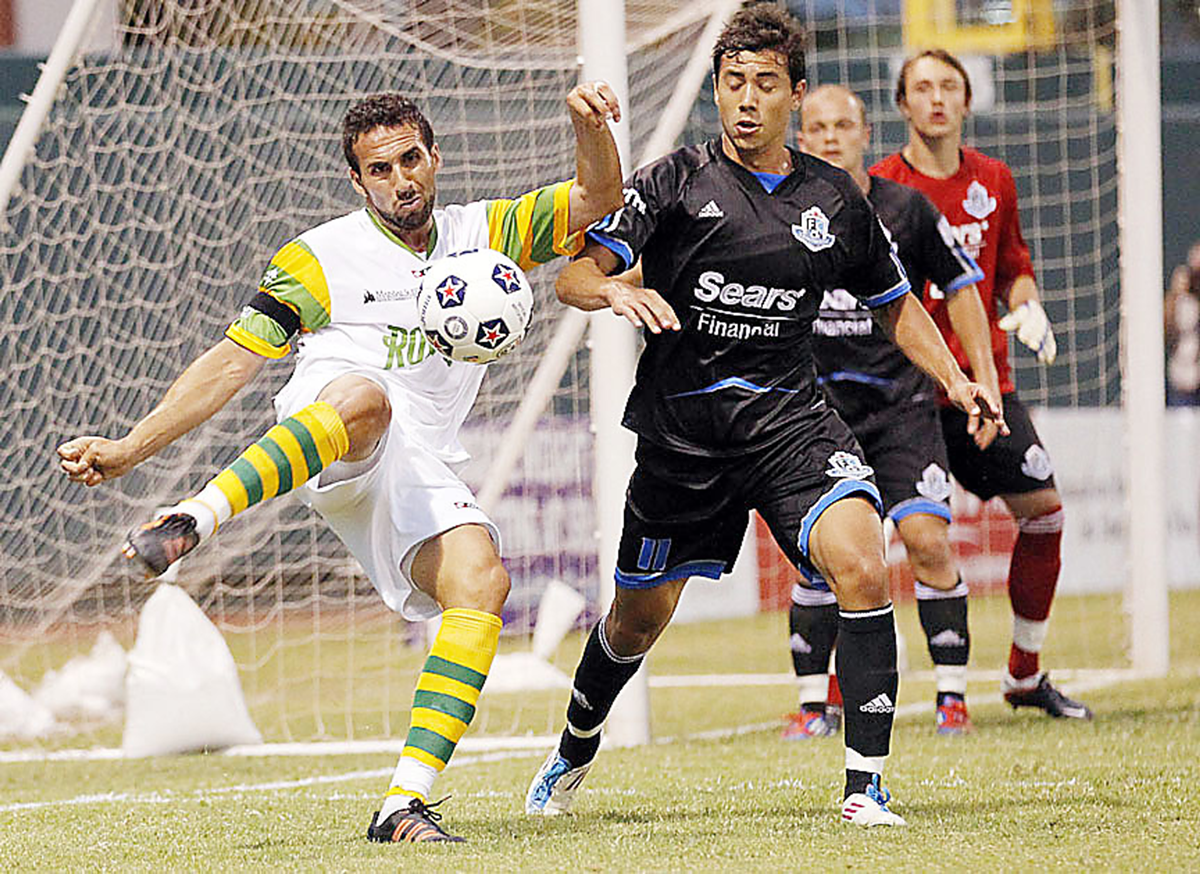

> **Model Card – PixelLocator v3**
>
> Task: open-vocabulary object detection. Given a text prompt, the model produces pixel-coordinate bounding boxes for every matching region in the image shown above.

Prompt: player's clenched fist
[57,435,138,486]
[566,80,621,128]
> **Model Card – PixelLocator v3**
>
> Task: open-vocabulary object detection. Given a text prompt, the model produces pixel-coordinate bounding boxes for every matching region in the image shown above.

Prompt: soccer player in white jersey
[57,83,624,844]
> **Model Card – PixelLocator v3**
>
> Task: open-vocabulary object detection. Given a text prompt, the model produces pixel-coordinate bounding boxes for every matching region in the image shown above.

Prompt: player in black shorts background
[524,4,1004,828]
[782,84,1000,739]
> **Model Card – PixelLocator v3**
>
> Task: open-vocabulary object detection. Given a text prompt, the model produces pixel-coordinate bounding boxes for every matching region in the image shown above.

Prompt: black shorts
[836,388,952,525]
[615,407,881,590]
[940,392,1056,501]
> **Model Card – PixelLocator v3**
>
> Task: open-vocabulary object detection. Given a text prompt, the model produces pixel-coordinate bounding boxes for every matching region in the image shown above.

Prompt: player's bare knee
[446,555,509,614]
[606,602,667,656]
[320,378,391,460]
[904,533,954,586]
[829,552,889,608]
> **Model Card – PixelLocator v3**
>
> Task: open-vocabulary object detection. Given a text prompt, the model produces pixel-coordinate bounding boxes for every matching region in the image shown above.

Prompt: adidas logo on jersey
[929,629,967,648]
[860,693,895,714]
[697,199,724,218]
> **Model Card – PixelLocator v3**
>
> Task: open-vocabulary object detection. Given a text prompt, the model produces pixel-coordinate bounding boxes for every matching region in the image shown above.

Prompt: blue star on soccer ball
[492,263,522,294]
[435,274,467,307]
[476,317,510,349]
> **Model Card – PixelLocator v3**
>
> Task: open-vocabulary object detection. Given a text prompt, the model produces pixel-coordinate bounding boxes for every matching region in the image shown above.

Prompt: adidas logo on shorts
[697,200,724,219]
[859,693,895,714]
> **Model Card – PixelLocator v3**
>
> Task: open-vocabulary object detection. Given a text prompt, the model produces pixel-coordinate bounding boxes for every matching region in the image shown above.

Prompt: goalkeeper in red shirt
[871,49,1091,719]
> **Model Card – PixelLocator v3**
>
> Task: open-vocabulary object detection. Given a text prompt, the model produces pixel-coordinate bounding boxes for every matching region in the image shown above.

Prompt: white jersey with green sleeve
[225,181,582,463]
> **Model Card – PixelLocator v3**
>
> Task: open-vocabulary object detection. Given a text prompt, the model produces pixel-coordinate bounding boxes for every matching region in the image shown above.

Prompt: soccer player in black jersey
[784,84,999,739]
[525,4,1004,827]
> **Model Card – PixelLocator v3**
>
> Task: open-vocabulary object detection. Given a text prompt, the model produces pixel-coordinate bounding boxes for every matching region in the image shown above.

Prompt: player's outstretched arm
[556,244,679,333]
[58,338,265,486]
[945,283,1003,449]
[565,80,624,234]
[876,293,1007,438]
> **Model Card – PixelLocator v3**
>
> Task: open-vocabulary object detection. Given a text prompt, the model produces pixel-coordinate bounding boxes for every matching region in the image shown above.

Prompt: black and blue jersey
[812,175,983,415]
[589,140,909,457]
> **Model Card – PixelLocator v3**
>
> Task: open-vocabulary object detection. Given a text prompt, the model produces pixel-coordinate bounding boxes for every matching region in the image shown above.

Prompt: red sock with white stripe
[1006,508,1063,685]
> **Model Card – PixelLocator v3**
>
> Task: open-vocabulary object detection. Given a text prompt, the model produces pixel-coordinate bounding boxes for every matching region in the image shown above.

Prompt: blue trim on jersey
[666,376,800,399]
[889,498,952,524]
[863,277,911,309]
[587,230,634,273]
[797,479,883,560]
[750,171,788,193]
[615,559,728,589]
[817,371,895,388]
[945,265,985,294]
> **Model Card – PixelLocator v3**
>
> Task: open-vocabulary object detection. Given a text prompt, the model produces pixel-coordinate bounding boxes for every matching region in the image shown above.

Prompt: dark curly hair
[895,49,973,107]
[711,2,806,87]
[341,94,434,174]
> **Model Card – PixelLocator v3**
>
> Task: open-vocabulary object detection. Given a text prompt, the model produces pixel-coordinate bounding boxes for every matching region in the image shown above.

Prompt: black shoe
[122,513,200,579]
[1004,673,1093,720]
[366,797,465,844]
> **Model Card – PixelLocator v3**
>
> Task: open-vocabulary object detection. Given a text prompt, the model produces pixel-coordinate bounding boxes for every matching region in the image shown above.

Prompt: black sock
[558,617,644,767]
[837,604,898,799]
[916,582,970,668]
[789,601,839,706]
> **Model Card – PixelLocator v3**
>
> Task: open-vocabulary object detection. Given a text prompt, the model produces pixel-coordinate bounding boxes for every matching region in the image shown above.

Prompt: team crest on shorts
[825,451,873,480]
[1020,445,1054,480]
[915,463,951,501]
[962,181,997,219]
[792,206,836,252]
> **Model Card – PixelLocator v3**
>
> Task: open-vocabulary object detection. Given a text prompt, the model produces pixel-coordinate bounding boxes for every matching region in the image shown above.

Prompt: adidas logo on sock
[697,199,724,218]
[929,629,967,648]
[859,693,895,714]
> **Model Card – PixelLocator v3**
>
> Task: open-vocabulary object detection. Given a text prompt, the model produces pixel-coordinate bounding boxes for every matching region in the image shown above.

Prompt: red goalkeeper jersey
[870,147,1035,394]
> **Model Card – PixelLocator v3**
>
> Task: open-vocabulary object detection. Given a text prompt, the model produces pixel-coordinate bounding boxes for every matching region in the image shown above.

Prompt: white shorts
[273,368,499,621]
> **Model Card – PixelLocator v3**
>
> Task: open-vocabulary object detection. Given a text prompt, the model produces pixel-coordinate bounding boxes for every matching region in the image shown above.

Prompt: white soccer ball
[417,249,534,364]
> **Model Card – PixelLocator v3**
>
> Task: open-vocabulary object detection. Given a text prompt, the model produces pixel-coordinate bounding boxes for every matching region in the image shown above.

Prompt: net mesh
[0,0,1127,749]
[0,0,714,745]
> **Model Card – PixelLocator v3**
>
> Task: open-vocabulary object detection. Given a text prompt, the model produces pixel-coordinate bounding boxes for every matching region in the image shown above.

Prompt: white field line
[0,667,1150,814]
[0,667,1144,774]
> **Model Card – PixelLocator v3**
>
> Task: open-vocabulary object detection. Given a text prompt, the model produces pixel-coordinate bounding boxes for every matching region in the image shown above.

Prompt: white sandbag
[0,671,58,739]
[486,651,573,693]
[122,584,262,756]
[33,630,127,722]
[530,580,586,661]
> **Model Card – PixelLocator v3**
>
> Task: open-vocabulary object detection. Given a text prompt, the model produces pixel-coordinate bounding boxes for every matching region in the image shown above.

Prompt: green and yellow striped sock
[383,608,502,809]
[177,401,349,537]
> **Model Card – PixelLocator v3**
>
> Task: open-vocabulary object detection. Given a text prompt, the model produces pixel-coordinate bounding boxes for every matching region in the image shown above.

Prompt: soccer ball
[417,249,535,364]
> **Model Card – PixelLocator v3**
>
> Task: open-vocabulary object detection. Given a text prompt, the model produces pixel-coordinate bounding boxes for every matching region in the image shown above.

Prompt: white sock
[378,756,438,820]
[935,664,967,696]
[172,485,233,541]
[1012,616,1049,653]
[845,746,886,777]
[796,673,828,708]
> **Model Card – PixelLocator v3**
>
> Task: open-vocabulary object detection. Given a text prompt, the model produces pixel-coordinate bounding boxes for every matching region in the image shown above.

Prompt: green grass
[2,590,1199,870]
[1,673,1198,872]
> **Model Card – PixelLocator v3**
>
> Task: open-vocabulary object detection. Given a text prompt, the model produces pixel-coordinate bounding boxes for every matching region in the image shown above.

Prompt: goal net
[0,0,719,747]
[0,0,1141,753]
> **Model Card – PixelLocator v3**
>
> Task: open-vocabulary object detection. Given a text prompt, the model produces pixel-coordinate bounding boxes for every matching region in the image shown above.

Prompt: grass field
[2,591,1199,871]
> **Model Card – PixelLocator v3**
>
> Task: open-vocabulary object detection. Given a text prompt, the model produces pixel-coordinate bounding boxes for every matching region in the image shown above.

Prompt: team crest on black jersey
[792,206,836,252]
[962,181,997,220]
[825,451,873,480]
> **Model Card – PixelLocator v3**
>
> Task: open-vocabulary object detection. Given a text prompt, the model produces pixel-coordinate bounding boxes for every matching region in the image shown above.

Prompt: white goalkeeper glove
[998,300,1057,364]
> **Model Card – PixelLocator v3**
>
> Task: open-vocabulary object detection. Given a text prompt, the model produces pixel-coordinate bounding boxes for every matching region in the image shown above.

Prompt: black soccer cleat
[121,513,200,579]
[1004,673,1093,720]
[366,797,465,844]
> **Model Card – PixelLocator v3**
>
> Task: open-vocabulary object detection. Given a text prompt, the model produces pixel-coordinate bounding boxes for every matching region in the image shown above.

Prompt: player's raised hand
[998,300,1057,365]
[945,379,1009,442]
[57,435,139,486]
[606,278,680,334]
[567,80,621,128]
